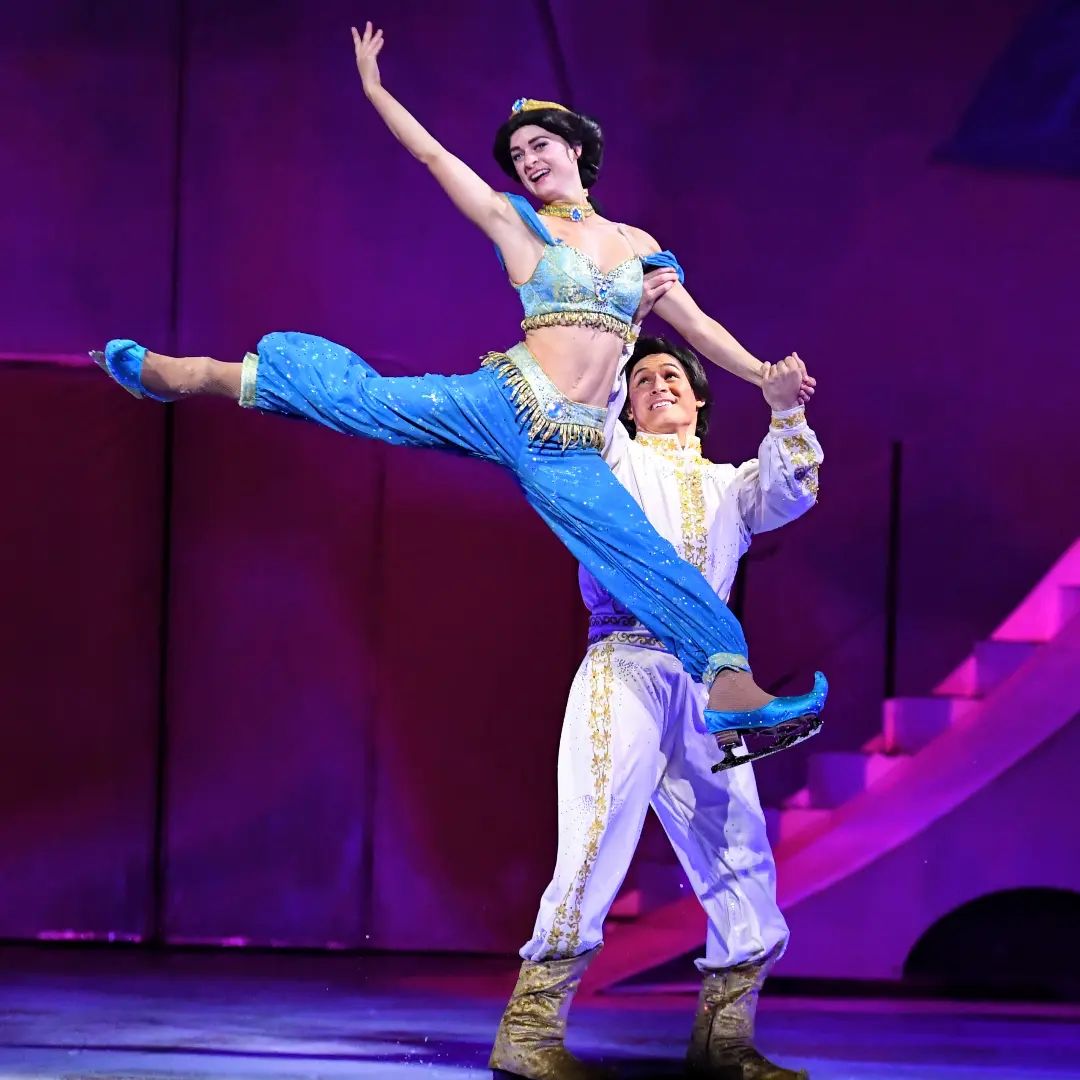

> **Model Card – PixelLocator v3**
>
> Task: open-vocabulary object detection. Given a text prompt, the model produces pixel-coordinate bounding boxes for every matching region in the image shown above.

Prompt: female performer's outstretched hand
[762,355,811,412]
[351,21,385,94]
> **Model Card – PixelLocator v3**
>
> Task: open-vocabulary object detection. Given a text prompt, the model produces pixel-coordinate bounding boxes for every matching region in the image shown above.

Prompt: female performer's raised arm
[350,23,536,279]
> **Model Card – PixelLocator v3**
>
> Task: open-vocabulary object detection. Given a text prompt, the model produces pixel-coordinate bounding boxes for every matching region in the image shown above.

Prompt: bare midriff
[524,324,627,408]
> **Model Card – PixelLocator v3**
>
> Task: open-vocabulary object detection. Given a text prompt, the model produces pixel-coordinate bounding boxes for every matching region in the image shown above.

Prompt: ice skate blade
[711,714,823,772]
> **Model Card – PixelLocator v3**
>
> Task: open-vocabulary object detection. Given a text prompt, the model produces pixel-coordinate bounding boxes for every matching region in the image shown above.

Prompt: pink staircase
[589,539,1080,991]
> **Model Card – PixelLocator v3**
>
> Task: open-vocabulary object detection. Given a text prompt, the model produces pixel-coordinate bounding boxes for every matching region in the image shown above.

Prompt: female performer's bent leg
[513,445,826,761]
[516,446,745,681]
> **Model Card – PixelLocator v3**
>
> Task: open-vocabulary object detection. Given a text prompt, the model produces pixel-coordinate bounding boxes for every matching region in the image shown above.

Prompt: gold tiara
[510,97,570,117]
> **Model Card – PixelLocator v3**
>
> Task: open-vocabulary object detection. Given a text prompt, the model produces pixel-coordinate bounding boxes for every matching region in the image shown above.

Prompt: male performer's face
[508,124,582,201]
[627,353,704,440]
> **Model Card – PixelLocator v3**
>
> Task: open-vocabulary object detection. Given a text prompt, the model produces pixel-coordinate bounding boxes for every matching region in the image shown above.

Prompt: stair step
[765,807,831,847]
[807,752,907,809]
[781,786,814,810]
[608,887,644,921]
[882,696,975,753]
[973,640,1040,695]
[1056,584,1080,633]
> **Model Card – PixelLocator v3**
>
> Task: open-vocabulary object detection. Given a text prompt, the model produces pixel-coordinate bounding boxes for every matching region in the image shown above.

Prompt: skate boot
[705,673,827,772]
[90,339,175,401]
[489,947,615,1080]
[687,944,808,1079]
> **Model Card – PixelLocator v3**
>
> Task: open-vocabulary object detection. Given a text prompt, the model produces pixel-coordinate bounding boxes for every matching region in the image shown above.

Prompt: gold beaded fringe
[521,310,636,342]
[481,352,605,452]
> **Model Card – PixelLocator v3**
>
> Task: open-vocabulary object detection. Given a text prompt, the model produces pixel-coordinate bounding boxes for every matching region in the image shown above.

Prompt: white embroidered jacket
[580,406,823,634]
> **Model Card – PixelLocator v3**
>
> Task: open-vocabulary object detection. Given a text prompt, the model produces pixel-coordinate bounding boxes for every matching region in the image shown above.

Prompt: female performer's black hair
[493,107,605,211]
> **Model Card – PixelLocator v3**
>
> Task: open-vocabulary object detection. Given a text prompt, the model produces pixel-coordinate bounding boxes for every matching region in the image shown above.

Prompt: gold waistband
[481,343,607,451]
[521,310,636,342]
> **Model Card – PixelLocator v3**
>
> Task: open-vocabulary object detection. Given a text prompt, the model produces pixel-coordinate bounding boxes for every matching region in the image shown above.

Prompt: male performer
[491,332,821,1080]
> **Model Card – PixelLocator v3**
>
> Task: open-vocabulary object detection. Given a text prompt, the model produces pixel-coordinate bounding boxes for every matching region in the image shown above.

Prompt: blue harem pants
[241,332,750,683]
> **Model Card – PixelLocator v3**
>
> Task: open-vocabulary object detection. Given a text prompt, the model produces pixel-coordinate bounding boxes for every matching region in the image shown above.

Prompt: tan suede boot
[686,944,808,1079]
[489,947,615,1079]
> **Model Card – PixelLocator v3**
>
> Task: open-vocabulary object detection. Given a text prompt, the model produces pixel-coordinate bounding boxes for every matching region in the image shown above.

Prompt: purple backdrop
[1,0,1076,951]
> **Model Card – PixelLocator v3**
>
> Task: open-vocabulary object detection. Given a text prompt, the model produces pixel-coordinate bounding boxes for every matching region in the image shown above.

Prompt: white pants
[521,637,788,971]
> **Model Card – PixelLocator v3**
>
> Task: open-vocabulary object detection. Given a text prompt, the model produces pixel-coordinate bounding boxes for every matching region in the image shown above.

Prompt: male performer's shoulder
[606,404,822,536]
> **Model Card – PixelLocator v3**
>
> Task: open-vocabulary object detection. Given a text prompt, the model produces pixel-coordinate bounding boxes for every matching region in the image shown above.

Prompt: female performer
[92,22,827,757]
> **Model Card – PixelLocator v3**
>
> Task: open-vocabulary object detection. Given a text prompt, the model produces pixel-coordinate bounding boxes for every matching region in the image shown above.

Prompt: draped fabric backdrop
[1,0,1075,950]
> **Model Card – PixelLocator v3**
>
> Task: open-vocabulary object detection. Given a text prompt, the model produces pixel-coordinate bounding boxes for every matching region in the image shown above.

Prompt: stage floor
[0,947,1077,1079]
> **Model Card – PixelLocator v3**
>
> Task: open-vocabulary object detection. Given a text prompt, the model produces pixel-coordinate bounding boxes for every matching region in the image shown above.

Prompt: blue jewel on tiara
[512,97,526,114]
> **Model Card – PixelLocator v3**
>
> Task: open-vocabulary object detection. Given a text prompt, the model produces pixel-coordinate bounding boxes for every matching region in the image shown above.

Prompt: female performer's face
[508,124,582,201]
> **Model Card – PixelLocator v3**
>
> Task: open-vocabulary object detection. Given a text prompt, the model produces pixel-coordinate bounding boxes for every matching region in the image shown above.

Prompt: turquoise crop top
[498,193,684,341]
